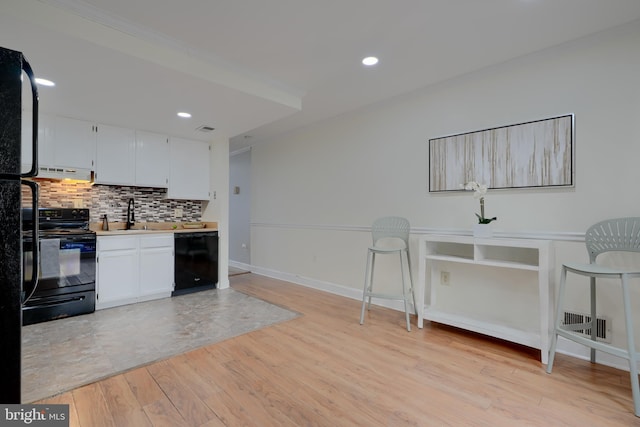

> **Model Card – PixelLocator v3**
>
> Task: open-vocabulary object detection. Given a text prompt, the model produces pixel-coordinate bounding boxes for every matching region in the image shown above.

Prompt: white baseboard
[250,264,363,301]
[217,277,230,289]
[229,260,252,272]
[250,265,425,319]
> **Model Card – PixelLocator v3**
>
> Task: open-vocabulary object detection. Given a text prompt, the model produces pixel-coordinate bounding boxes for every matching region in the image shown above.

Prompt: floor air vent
[562,311,611,343]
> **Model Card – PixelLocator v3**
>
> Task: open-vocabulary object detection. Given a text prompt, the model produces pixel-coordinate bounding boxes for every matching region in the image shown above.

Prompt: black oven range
[22,207,96,325]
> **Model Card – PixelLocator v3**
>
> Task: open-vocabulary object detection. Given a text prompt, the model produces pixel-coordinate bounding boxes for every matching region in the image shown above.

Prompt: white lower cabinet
[96,236,139,309]
[139,235,174,300]
[97,234,174,310]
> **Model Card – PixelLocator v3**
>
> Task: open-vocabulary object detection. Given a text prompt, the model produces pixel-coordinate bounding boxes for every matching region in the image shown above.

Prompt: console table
[416,234,554,364]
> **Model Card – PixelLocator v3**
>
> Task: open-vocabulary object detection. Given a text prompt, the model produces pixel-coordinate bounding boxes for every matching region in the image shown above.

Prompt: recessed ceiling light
[177,112,192,118]
[362,56,379,66]
[35,78,55,87]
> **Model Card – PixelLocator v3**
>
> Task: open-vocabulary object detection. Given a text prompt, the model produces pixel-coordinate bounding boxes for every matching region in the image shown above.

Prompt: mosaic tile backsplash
[22,180,202,223]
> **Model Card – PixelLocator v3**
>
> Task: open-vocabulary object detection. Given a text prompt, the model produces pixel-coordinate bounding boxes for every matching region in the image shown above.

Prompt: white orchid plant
[461,181,497,224]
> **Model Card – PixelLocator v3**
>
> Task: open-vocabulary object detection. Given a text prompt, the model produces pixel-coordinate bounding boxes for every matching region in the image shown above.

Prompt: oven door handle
[24,295,86,309]
[22,179,39,305]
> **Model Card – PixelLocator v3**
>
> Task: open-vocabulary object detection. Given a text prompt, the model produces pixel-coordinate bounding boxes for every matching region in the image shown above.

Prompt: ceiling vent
[196,125,215,133]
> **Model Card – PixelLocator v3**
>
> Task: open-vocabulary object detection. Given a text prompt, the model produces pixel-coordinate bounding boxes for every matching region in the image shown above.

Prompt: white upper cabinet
[53,116,96,170]
[21,113,93,177]
[135,131,169,188]
[95,128,169,188]
[94,124,136,185]
[167,137,210,200]
[21,112,54,174]
[22,112,208,198]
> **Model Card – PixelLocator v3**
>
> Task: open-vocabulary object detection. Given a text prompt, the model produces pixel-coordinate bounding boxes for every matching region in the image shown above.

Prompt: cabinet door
[94,124,136,185]
[135,131,169,188]
[96,237,139,309]
[53,116,95,170]
[21,112,54,173]
[167,137,210,200]
[139,245,174,298]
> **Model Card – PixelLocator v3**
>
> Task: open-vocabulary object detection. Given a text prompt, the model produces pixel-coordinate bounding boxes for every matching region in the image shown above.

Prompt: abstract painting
[429,114,574,192]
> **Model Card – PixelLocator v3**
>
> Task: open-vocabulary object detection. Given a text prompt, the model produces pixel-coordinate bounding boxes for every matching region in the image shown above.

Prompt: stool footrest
[364,291,408,301]
[561,322,594,332]
[556,328,635,360]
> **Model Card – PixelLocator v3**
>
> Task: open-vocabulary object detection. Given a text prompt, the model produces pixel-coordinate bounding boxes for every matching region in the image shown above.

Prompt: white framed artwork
[429,114,574,192]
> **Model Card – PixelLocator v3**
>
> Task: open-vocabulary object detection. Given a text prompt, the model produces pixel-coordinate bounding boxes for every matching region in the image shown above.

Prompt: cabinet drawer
[97,236,138,251]
[140,234,173,249]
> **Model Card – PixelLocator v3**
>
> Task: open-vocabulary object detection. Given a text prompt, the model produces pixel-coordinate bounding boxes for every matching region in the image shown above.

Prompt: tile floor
[21,287,298,403]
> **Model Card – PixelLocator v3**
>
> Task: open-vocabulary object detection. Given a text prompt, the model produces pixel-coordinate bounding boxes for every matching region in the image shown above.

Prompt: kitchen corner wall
[24,180,202,223]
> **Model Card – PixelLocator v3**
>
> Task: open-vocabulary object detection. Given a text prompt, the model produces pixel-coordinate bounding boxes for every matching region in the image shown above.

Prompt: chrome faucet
[125,198,135,230]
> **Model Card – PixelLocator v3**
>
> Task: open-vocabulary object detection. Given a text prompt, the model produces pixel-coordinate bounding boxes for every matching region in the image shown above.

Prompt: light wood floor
[37,274,640,426]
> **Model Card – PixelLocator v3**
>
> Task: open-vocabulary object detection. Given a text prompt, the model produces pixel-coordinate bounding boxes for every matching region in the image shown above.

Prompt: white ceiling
[3,0,640,152]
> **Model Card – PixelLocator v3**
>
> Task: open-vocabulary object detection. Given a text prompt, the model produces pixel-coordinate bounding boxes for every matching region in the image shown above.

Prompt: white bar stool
[547,217,640,417]
[360,216,416,331]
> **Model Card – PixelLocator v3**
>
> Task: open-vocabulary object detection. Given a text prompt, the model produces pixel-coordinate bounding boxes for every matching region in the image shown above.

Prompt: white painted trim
[229,260,252,272]
[217,276,230,290]
[249,264,410,311]
[251,222,584,242]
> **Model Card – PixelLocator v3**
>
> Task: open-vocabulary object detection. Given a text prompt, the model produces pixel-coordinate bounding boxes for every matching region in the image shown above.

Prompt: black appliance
[22,208,96,326]
[173,231,219,296]
[0,46,40,403]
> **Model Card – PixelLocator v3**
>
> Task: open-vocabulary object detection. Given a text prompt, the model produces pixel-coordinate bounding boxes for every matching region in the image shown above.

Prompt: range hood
[35,166,93,182]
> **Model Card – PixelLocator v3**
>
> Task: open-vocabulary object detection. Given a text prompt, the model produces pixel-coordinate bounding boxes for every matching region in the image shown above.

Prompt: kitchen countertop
[92,221,218,236]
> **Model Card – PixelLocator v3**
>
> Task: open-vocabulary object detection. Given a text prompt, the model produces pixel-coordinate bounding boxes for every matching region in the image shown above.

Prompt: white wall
[249,20,640,367]
[229,149,251,265]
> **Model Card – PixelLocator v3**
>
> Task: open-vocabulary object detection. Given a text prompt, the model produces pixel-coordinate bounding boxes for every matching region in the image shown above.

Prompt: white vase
[473,223,493,238]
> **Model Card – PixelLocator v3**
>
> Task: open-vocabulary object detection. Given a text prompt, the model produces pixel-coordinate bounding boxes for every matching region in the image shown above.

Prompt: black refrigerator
[0,46,40,403]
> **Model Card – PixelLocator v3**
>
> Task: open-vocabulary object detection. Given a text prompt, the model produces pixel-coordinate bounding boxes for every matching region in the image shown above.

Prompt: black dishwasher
[173,231,219,296]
